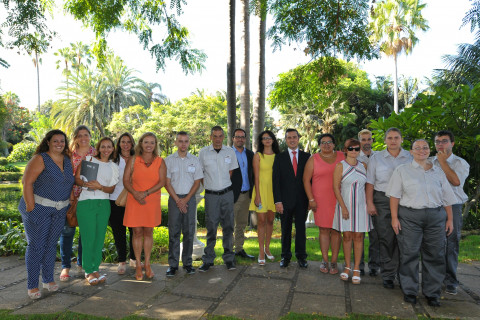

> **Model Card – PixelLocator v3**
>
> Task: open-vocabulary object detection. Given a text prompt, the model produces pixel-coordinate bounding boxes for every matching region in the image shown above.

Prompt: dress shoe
[383,279,394,289]
[445,284,457,295]
[297,259,308,269]
[199,262,213,272]
[426,296,441,307]
[166,267,177,277]
[226,261,236,270]
[359,269,365,276]
[280,258,290,268]
[183,266,196,275]
[235,250,255,260]
[369,268,378,277]
[404,294,417,304]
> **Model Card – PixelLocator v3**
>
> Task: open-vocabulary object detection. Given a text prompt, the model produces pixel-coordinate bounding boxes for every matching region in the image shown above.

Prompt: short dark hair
[318,133,336,145]
[343,138,360,152]
[95,137,115,161]
[385,127,402,138]
[435,130,455,143]
[233,128,246,136]
[176,131,189,138]
[257,130,280,154]
[211,126,224,135]
[285,128,300,139]
[35,129,70,157]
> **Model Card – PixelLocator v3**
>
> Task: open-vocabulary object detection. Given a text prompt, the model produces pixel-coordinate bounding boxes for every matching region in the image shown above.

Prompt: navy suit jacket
[231,148,254,203]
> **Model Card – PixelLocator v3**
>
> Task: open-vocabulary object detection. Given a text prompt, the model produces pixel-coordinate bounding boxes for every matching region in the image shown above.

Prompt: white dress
[332,160,372,232]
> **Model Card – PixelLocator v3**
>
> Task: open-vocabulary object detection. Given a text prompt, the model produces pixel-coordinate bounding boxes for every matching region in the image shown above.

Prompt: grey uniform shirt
[430,154,470,205]
[366,148,413,192]
[165,152,204,195]
[386,160,457,209]
[357,150,377,165]
[199,145,239,191]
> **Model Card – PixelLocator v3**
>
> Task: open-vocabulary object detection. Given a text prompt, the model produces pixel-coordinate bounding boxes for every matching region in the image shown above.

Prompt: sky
[0,0,475,111]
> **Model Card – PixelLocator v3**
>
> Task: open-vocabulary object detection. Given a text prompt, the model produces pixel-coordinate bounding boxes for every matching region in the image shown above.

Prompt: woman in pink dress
[303,133,345,274]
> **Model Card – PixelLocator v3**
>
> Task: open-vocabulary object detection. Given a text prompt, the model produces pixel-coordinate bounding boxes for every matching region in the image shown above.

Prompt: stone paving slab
[0,256,24,271]
[12,292,84,315]
[423,298,480,320]
[138,294,212,320]
[0,282,30,309]
[243,262,296,280]
[295,267,345,296]
[213,276,291,320]
[290,292,346,318]
[458,262,480,276]
[0,265,26,287]
[459,274,480,298]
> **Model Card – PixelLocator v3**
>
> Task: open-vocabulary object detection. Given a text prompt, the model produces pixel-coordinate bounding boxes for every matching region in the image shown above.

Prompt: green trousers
[77,199,110,274]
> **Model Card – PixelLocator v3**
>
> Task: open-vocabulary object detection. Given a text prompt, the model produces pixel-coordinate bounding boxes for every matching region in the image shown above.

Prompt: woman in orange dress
[123,132,166,281]
[303,133,345,275]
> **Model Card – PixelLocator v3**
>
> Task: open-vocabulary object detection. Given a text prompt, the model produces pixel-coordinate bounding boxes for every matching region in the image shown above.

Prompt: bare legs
[319,227,342,264]
[342,231,364,279]
[133,227,154,280]
[257,211,275,260]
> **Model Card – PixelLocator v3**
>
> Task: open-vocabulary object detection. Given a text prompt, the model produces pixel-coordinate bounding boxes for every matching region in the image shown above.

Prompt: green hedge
[0,164,20,172]
[0,157,9,165]
[7,141,36,163]
[0,172,22,181]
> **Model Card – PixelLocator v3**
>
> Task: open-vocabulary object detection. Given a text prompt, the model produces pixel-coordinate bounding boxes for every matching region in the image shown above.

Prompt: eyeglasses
[320,141,333,145]
[262,137,273,141]
[413,146,430,151]
[434,139,450,145]
[234,136,246,139]
[347,147,361,151]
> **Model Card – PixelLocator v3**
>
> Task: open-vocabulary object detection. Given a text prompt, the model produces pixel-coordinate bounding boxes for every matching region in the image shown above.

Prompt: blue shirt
[234,147,250,192]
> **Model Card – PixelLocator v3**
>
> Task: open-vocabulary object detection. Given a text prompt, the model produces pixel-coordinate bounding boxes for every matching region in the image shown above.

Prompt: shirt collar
[208,144,226,151]
[173,151,191,159]
[412,159,437,172]
[288,147,299,154]
[383,148,409,158]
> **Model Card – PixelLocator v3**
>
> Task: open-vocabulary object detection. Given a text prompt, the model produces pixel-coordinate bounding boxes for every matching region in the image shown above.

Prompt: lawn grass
[11,161,27,173]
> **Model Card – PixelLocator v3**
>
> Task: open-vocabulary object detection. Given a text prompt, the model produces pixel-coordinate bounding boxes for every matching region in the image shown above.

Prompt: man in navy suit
[272,128,311,268]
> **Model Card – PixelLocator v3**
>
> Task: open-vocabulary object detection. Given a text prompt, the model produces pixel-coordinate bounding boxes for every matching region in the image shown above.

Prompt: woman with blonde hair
[123,132,166,280]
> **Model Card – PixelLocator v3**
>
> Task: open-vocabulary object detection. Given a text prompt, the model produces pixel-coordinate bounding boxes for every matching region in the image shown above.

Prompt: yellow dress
[249,153,276,213]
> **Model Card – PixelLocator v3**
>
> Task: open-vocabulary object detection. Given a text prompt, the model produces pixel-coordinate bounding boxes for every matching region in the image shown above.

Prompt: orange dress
[123,156,162,227]
[311,152,345,228]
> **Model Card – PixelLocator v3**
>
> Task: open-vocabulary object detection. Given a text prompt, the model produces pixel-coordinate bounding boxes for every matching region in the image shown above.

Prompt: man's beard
[362,144,372,151]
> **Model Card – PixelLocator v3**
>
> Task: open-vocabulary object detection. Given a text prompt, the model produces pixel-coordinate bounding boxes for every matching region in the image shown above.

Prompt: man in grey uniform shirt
[431,130,470,295]
[357,129,379,277]
[165,132,203,276]
[198,126,239,272]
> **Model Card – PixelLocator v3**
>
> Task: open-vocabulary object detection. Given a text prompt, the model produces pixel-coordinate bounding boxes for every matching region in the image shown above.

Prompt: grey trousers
[397,206,447,298]
[202,191,235,264]
[360,228,380,271]
[168,195,196,268]
[444,203,463,288]
[233,192,251,252]
[372,191,399,280]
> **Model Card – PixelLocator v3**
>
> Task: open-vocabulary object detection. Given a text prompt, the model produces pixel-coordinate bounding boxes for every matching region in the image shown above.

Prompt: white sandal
[258,258,266,266]
[352,269,361,284]
[340,267,351,281]
[28,289,42,300]
[42,282,59,292]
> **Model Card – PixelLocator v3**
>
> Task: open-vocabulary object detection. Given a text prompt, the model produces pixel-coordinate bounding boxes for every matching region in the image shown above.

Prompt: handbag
[115,155,136,207]
[66,197,78,227]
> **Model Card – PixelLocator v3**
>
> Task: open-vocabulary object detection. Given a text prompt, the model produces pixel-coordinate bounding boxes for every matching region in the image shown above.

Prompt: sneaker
[226,261,236,271]
[445,285,458,295]
[183,266,196,275]
[199,262,213,272]
[166,267,177,277]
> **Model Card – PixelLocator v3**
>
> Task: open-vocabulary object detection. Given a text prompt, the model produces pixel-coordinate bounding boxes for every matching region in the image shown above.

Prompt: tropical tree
[240,0,251,148]
[106,105,152,138]
[227,0,236,146]
[54,47,75,98]
[398,76,419,108]
[25,32,50,112]
[70,41,93,78]
[369,0,429,113]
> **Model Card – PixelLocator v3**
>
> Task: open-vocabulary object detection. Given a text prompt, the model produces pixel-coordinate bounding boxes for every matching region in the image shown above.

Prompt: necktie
[292,150,298,176]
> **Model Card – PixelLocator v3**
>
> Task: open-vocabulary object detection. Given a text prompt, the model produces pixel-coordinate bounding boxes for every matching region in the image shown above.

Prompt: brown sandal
[329,262,339,275]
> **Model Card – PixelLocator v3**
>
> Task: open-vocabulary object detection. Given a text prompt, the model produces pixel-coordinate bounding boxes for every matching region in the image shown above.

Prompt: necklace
[320,151,335,158]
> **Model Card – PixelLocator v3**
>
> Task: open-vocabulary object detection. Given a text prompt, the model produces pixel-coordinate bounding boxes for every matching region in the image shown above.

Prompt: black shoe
[383,279,394,289]
[445,285,457,295]
[183,266,196,275]
[404,294,417,304]
[199,262,213,272]
[280,258,290,268]
[426,296,441,307]
[369,268,378,277]
[166,267,177,277]
[360,269,365,276]
[226,261,236,271]
[297,259,308,269]
[235,250,255,260]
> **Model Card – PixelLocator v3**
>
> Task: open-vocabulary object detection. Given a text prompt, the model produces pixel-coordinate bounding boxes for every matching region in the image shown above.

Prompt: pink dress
[312,152,345,228]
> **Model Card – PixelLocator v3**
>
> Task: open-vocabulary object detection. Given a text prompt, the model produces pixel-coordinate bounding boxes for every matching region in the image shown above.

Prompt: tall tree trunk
[36,51,41,112]
[227,0,236,146]
[393,53,399,113]
[240,0,250,148]
[252,1,266,152]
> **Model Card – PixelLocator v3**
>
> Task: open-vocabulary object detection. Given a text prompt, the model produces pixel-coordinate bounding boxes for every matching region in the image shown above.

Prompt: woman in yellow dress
[250,130,280,265]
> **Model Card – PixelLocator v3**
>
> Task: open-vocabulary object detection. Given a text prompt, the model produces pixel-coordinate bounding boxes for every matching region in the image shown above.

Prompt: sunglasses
[347,147,361,152]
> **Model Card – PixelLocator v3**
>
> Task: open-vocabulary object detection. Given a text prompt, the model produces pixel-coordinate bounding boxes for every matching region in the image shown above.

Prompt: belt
[240,190,249,194]
[205,186,232,195]
[34,194,70,210]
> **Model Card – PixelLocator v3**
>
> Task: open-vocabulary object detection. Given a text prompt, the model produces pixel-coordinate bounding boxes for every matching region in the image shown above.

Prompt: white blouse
[110,156,126,201]
[79,157,120,201]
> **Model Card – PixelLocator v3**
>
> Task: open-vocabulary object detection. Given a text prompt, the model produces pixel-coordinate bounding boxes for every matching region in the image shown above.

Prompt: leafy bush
[7,141,36,162]
[0,172,22,181]
[0,164,20,172]
[0,185,22,221]
[0,219,27,256]
[0,157,8,165]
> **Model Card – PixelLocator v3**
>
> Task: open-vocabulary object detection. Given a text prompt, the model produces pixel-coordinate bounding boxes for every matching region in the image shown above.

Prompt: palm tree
[70,42,92,79]
[227,0,236,146]
[54,47,75,98]
[369,0,429,113]
[240,0,251,148]
[25,32,50,112]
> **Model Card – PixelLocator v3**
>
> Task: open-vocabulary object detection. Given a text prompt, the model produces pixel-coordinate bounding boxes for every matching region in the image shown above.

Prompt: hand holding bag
[66,197,78,227]
[115,155,135,207]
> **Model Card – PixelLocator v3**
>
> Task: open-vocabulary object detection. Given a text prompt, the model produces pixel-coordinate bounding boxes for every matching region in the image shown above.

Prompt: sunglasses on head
[347,147,361,151]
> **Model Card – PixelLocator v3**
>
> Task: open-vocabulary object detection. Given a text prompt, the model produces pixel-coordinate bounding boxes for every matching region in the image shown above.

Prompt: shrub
[0,157,8,165]
[0,219,27,256]
[0,164,20,172]
[7,141,36,162]
[0,172,22,181]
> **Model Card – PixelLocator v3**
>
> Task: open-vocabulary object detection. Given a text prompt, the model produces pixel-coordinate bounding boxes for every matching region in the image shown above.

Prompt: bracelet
[309,199,315,202]
[145,190,149,196]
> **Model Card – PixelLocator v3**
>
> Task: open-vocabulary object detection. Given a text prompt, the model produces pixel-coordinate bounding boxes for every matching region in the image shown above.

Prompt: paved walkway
[1,256,480,319]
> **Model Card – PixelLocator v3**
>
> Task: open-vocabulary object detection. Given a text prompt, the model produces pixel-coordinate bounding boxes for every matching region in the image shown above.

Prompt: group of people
[19,124,468,308]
